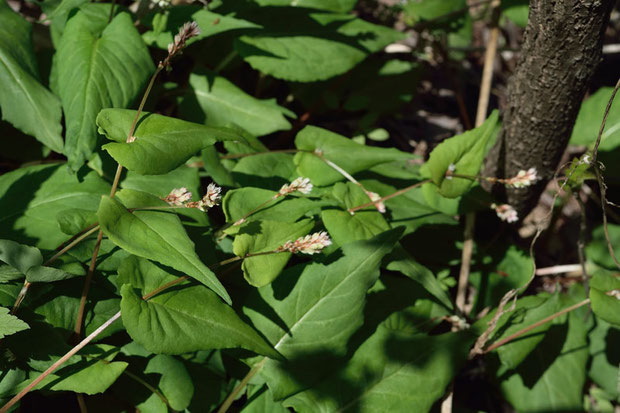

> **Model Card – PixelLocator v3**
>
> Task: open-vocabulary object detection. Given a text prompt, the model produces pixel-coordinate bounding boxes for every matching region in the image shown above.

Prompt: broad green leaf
[52,10,153,169]
[202,146,237,187]
[0,307,29,339]
[589,271,620,326]
[321,182,390,246]
[233,219,314,287]
[121,164,208,225]
[56,208,98,236]
[97,189,230,304]
[0,369,25,404]
[294,126,413,186]
[0,239,75,283]
[385,247,454,310]
[223,187,331,225]
[502,0,529,28]
[234,9,404,82]
[286,325,473,412]
[422,111,499,198]
[17,344,127,395]
[588,318,620,400]
[571,87,620,150]
[0,0,63,152]
[142,6,260,49]
[253,0,356,12]
[403,0,465,22]
[491,293,561,370]
[586,223,620,270]
[0,265,22,283]
[499,309,589,412]
[243,229,402,399]
[242,385,289,413]
[145,355,194,411]
[98,109,245,175]
[181,70,294,136]
[231,153,297,190]
[118,256,280,358]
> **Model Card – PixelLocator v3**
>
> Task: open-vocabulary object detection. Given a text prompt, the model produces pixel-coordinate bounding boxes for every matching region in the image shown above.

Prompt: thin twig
[592,77,620,163]
[217,359,267,413]
[0,311,122,413]
[482,298,590,354]
[347,180,430,214]
[122,369,173,410]
[535,264,583,276]
[576,196,590,296]
[73,231,104,340]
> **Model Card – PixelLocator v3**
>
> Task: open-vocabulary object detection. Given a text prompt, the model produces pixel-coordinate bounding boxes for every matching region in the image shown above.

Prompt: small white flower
[491,203,518,223]
[277,177,313,197]
[580,154,591,165]
[446,163,456,180]
[162,187,192,206]
[505,167,538,188]
[278,232,332,255]
[197,183,222,211]
[606,289,620,300]
[366,191,386,213]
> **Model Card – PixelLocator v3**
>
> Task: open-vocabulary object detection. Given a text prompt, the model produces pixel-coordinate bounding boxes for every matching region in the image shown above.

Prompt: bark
[483,0,614,218]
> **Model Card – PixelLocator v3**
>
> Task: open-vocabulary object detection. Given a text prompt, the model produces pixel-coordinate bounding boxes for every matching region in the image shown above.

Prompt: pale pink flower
[276,177,313,198]
[445,163,456,180]
[277,231,332,255]
[162,187,192,206]
[186,183,221,211]
[365,191,386,213]
[491,203,518,223]
[505,168,538,188]
[166,21,201,61]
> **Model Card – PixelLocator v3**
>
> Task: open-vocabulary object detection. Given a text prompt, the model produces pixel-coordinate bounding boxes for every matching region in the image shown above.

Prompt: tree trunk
[483,0,614,218]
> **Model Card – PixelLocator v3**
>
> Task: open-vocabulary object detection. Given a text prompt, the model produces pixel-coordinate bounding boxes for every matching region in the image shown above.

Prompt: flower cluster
[491,203,518,223]
[504,168,538,188]
[277,232,332,255]
[162,183,221,211]
[445,163,456,180]
[276,177,313,198]
[166,22,201,64]
[151,0,171,8]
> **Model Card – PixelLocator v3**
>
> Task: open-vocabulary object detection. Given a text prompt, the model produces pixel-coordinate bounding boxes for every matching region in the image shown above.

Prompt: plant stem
[123,369,172,409]
[347,180,430,214]
[74,231,104,340]
[483,298,590,354]
[0,311,122,413]
[141,276,190,301]
[217,359,266,413]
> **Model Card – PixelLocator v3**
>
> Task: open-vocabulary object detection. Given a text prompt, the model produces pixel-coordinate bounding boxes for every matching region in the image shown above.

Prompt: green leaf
[321,182,390,247]
[0,307,29,339]
[243,229,403,399]
[499,308,589,412]
[252,0,356,12]
[571,87,620,150]
[180,70,294,136]
[97,109,245,175]
[56,208,98,236]
[491,293,561,370]
[234,9,404,82]
[52,10,154,169]
[0,0,63,152]
[286,325,473,412]
[242,385,289,413]
[294,126,413,186]
[118,256,280,358]
[586,223,620,270]
[233,219,314,287]
[422,111,499,198]
[0,164,110,249]
[144,355,194,411]
[403,0,465,22]
[0,239,74,283]
[18,344,127,395]
[231,153,297,190]
[588,317,620,400]
[501,0,529,28]
[589,271,620,326]
[97,189,230,304]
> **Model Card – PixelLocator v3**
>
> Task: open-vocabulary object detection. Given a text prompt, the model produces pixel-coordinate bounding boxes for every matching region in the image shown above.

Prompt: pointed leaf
[233,219,314,287]
[181,70,294,136]
[97,189,230,304]
[144,355,194,411]
[53,10,154,169]
[571,86,620,150]
[0,307,29,339]
[0,0,63,152]
[98,108,245,175]
[243,229,403,399]
[294,126,413,186]
[423,111,499,198]
[589,271,620,326]
[118,256,280,358]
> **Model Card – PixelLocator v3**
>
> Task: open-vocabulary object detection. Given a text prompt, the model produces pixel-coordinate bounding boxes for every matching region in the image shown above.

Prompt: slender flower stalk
[445,166,538,189]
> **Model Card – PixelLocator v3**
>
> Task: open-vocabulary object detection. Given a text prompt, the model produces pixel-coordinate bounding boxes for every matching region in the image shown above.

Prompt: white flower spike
[366,191,386,213]
[196,183,222,211]
[277,232,332,255]
[491,203,518,223]
[163,187,192,206]
[505,167,538,188]
[277,177,313,198]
